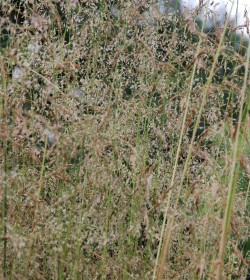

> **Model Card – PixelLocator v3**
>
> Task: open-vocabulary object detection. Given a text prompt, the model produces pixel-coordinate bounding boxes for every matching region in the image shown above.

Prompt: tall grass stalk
[1,74,8,279]
[155,3,234,278]
[152,30,203,280]
[2,125,8,280]
[215,31,250,280]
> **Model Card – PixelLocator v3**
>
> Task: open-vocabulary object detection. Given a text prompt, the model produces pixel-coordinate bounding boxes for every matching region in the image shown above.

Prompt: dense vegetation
[0,1,249,279]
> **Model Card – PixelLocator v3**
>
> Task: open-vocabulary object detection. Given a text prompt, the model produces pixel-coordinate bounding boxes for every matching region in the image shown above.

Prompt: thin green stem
[215,28,250,280]
[2,73,8,279]
[153,29,203,280]
[155,4,233,278]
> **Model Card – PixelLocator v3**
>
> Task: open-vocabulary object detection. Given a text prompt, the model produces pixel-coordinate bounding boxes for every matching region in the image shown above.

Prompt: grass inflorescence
[0,1,249,279]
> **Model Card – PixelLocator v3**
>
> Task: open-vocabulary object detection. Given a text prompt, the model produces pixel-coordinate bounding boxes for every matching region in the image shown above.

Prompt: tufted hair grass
[0,1,249,279]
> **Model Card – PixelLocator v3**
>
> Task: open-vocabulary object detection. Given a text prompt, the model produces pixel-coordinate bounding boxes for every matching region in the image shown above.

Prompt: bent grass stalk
[154,3,234,279]
[215,30,250,280]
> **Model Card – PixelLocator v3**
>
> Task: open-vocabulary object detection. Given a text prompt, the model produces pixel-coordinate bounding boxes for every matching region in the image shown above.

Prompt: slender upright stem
[215,26,250,280]
[154,3,233,278]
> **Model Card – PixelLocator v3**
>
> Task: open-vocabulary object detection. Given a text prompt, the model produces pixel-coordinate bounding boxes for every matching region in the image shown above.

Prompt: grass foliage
[0,1,249,279]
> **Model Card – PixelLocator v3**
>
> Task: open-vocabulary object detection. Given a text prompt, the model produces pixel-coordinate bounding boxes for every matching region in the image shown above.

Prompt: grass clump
[0,1,249,279]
